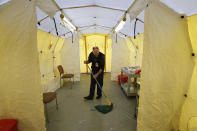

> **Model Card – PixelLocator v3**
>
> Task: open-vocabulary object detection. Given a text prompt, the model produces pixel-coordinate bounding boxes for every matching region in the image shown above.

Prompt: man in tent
[84,46,105,100]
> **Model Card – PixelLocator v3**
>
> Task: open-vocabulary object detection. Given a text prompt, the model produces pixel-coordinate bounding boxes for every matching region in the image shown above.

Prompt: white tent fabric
[37,29,65,92]
[61,33,81,81]
[37,30,80,92]
[111,35,134,81]
[35,0,145,38]
[1,0,197,130]
[1,0,197,38]
[160,0,197,16]
[36,0,58,18]
[138,1,194,130]
[0,0,45,130]
[35,0,197,39]
[111,36,128,80]
[111,33,143,81]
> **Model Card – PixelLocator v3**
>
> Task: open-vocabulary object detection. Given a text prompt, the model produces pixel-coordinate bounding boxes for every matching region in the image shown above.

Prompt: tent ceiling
[36,0,197,38]
[55,0,134,10]
[161,0,197,16]
[36,0,137,38]
[63,7,124,28]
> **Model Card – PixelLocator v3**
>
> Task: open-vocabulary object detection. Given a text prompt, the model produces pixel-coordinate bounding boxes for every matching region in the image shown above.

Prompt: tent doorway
[79,34,112,73]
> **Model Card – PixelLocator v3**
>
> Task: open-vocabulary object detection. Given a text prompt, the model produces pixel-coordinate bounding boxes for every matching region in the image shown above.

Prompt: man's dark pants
[89,73,103,98]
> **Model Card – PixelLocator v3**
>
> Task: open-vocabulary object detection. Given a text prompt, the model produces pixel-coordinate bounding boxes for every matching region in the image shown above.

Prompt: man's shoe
[96,95,102,99]
[84,96,93,100]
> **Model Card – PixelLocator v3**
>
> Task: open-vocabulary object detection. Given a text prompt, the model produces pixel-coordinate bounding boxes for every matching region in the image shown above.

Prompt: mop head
[95,103,113,114]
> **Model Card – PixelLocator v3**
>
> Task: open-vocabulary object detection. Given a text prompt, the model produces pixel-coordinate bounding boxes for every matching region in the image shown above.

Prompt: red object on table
[118,74,128,85]
[135,70,141,74]
[0,119,18,131]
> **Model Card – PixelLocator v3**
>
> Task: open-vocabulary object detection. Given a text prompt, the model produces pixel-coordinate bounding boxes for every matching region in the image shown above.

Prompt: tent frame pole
[62,5,126,12]
[84,36,88,73]
[53,17,59,36]
[134,18,138,39]
[37,5,126,23]
[104,36,107,72]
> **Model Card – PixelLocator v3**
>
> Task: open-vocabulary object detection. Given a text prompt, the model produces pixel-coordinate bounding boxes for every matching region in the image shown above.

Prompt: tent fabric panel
[187,15,197,54]
[127,0,148,22]
[61,34,81,81]
[179,14,197,131]
[36,7,48,22]
[111,35,133,80]
[37,30,65,92]
[111,33,143,80]
[79,37,87,73]
[126,34,144,67]
[36,0,58,18]
[160,0,197,16]
[95,0,134,10]
[64,7,124,28]
[55,0,134,11]
[0,0,45,130]
[74,17,96,27]
[81,28,110,35]
[106,37,112,72]
[137,1,194,131]
[54,0,93,9]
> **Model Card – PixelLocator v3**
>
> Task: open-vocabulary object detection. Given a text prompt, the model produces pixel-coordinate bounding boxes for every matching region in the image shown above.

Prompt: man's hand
[93,74,98,79]
[84,60,89,64]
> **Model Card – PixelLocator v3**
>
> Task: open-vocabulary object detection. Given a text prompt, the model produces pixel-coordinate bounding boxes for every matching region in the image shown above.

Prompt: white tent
[36,0,145,38]
[1,0,197,131]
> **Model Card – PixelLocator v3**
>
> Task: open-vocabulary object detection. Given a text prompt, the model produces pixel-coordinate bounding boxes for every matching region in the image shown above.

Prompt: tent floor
[46,73,137,131]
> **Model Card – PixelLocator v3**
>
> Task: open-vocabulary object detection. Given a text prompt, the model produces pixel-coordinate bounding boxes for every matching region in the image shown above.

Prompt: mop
[87,64,113,114]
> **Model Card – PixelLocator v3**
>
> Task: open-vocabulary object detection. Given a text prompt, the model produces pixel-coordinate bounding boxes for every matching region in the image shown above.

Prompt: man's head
[92,46,100,57]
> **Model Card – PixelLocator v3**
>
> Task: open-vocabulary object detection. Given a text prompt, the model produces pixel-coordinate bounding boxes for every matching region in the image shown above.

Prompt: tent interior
[0,0,197,131]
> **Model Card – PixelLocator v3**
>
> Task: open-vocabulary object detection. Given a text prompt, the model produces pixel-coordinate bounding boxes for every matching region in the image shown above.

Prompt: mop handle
[87,64,107,98]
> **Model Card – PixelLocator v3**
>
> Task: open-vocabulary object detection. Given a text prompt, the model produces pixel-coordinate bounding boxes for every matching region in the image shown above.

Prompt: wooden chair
[57,65,74,88]
[43,92,58,122]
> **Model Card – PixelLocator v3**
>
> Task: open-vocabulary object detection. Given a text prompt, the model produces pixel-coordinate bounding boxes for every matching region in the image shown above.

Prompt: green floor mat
[95,104,113,114]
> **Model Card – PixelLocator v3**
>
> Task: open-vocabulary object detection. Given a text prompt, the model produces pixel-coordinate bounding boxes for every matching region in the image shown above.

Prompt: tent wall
[61,34,80,81]
[106,38,112,72]
[137,1,194,131]
[79,34,112,73]
[79,37,87,73]
[0,0,45,130]
[126,34,144,67]
[179,14,197,131]
[111,34,143,81]
[37,29,65,92]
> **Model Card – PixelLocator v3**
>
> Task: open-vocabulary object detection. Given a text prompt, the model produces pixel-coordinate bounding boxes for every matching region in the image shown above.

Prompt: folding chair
[57,65,74,88]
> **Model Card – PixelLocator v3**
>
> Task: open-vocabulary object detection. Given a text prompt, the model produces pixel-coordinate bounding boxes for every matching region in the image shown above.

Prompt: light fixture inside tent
[115,17,127,33]
[60,14,76,32]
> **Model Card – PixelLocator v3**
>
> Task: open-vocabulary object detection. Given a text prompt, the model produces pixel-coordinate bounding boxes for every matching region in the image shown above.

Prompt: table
[120,67,140,96]
[120,67,141,118]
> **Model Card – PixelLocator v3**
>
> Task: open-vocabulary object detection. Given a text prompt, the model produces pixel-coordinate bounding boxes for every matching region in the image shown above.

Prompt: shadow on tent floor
[46,73,137,131]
